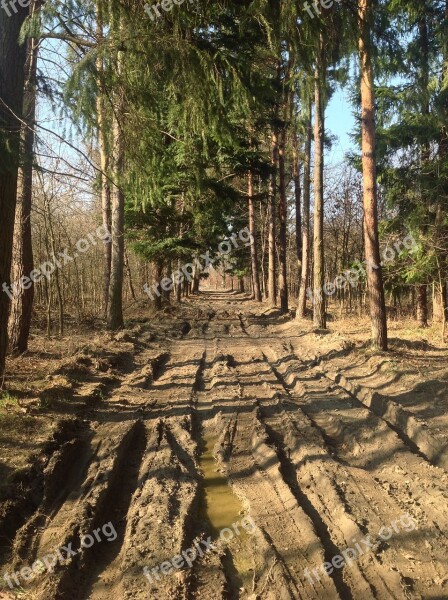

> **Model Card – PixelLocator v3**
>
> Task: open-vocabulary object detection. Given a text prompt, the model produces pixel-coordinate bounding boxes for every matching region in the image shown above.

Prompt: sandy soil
[0,292,447,600]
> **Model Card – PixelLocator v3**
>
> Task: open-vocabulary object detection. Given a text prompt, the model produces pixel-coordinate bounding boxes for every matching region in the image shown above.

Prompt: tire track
[259,344,448,599]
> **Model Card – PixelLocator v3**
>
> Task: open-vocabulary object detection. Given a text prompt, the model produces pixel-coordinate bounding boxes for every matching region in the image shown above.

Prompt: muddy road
[1,292,447,600]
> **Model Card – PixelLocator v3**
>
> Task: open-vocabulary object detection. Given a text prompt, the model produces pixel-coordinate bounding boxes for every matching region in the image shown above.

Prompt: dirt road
[1,292,447,600]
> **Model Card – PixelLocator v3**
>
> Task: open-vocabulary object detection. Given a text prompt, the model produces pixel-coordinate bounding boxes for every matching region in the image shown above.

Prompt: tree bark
[417,285,428,328]
[297,99,312,319]
[313,46,326,330]
[107,33,125,330]
[278,115,289,315]
[176,259,182,303]
[9,31,38,355]
[125,247,136,301]
[0,3,29,381]
[268,129,278,306]
[248,171,262,302]
[358,0,388,350]
[292,115,302,294]
[416,7,430,329]
[192,264,200,294]
[96,0,112,320]
[107,105,125,330]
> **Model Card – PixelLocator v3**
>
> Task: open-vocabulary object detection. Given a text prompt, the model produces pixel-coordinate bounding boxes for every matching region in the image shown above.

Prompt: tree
[107,14,125,331]
[297,98,312,319]
[9,24,39,355]
[96,0,112,320]
[0,3,30,381]
[358,0,388,350]
[292,98,302,301]
[267,129,278,306]
[278,89,290,315]
[313,35,327,330]
[248,169,262,301]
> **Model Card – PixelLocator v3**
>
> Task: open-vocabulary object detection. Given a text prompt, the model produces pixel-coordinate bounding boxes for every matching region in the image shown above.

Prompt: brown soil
[0,292,447,600]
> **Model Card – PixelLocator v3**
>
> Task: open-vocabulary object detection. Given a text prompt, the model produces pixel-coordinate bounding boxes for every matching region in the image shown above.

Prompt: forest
[0,1,448,599]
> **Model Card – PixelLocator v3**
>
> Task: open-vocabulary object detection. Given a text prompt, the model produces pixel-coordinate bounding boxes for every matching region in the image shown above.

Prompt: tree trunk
[313,47,326,330]
[107,37,125,330]
[0,3,29,381]
[192,263,200,294]
[153,262,163,310]
[96,1,112,320]
[44,200,64,336]
[416,7,429,329]
[108,107,125,329]
[417,285,428,328]
[8,32,38,355]
[248,171,262,302]
[297,99,312,319]
[278,116,289,315]
[358,0,388,350]
[125,247,136,301]
[176,259,182,303]
[292,114,302,296]
[268,129,278,306]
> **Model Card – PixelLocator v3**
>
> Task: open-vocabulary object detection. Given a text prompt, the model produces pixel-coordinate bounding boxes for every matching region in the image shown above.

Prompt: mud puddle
[199,433,254,596]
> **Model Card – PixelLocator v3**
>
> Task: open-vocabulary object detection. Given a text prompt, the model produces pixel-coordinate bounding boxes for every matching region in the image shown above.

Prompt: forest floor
[0,291,447,600]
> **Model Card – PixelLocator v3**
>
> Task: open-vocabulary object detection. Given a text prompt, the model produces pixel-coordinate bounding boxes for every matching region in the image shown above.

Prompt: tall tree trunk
[8,31,38,355]
[313,46,326,330]
[416,6,430,328]
[0,3,29,382]
[435,0,448,338]
[248,171,262,302]
[278,115,289,315]
[358,0,388,350]
[108,110,125,330]
[96,0,112,320]
[107,37,125,330]
[268,129,278,306]
[297,99,312,319]
[43,196,64,336]
[292,113,302,296]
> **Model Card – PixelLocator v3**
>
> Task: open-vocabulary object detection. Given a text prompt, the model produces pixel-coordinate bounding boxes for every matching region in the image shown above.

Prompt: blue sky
[326,85,357,164]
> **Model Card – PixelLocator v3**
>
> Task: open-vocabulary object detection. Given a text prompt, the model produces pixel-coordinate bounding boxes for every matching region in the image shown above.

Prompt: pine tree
[358,0,388,350]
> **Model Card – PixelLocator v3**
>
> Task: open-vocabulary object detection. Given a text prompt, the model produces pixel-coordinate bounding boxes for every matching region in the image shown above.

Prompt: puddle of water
[200,435,242,532]
[199,434,254,594]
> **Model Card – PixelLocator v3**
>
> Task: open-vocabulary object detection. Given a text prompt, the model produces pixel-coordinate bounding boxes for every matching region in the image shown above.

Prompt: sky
[326,85,357,165]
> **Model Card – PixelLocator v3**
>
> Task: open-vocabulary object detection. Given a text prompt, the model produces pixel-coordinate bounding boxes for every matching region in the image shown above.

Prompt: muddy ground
[0,291,447,600]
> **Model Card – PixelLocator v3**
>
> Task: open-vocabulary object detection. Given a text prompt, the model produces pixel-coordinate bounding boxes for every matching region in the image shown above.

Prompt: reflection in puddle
[199,433,254,594]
